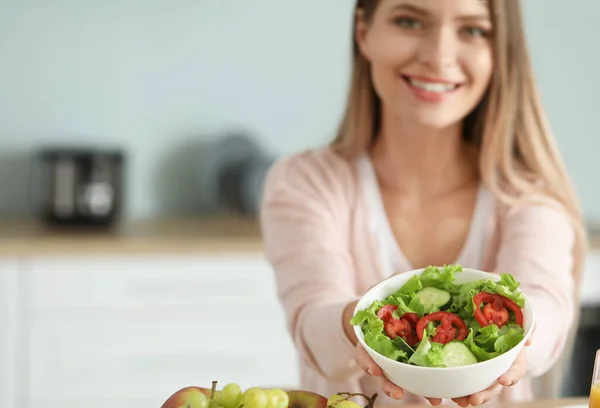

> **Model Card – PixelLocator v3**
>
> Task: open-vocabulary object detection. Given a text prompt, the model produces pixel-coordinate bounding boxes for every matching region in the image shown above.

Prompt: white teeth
[408,78,456,93]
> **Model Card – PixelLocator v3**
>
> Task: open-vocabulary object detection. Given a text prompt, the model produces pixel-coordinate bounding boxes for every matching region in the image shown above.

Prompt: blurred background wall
[0,0,598,222]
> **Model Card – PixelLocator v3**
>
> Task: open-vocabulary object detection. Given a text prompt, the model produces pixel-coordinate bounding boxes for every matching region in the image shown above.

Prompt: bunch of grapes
[193,382,289,408]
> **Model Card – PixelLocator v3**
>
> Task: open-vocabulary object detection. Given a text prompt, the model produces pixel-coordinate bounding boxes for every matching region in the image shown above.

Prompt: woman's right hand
[344,297,444,405]
[355,342,445,406]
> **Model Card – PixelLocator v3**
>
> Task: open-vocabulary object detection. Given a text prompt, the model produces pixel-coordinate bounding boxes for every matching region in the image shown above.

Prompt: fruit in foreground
[329,401,360,408]
[325,392,378,408]
[266,389,289,408]
[326,394,347,407]
[243,388,269,408]
[161,386,210,408]
[287,390,327,408]
[161,381,376,408]
[217,383,243,408]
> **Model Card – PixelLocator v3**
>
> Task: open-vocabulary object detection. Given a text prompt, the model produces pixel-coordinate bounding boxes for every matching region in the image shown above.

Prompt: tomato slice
[473,292,524,328]
[416,311,468,344]
[377,306,420,346]
[384,318,419,346]
[482,302,510,327]
[402,312,419,327]
[376,305,398,321]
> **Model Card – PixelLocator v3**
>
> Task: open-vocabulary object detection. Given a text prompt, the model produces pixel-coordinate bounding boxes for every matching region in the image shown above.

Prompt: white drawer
[26,398,162,408]
[28,255,278,309]
[28,318,300,401]
[0,259,19,408]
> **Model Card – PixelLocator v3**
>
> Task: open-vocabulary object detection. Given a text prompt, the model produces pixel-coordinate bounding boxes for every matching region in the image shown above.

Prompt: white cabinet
[0,258,20,408]
[5,254,300,408]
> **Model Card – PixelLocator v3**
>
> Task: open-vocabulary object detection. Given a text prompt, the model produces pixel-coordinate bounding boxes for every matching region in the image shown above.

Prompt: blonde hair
[331,0,588,289]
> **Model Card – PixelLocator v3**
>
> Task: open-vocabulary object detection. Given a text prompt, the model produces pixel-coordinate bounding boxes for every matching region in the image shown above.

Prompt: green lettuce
[408,333,445,367]
[447,272,525,322]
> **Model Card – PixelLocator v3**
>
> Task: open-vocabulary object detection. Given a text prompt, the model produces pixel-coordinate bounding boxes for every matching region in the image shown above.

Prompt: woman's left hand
[427,327,535,407]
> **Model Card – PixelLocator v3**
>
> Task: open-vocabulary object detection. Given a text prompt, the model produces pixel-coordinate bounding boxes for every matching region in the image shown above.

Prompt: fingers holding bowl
[355,343,404,400]
[498,347,528,387]
[355,342,383,377]
[378,376,404,400]
[451,381,503,407]
[424,397,443,406]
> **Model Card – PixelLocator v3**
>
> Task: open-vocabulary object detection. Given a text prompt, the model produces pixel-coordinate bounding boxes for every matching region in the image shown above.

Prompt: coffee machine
[36,147,125,226]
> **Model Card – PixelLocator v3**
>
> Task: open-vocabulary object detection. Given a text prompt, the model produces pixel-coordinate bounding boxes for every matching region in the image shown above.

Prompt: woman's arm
[494,199,577,377]
[260,151,363,381]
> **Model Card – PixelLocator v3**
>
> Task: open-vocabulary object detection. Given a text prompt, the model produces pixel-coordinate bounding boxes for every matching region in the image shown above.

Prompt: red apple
[286,390,327,408]
[161,386,213,408]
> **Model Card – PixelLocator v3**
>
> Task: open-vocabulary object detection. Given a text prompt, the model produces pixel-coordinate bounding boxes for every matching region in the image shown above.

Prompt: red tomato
[376,305,398,321]
[473,292,524,328]
[384,318,419,346]
[416,311,468,344]
[402,312,419,327]
[377,306,420,346]
[483,302,510,327]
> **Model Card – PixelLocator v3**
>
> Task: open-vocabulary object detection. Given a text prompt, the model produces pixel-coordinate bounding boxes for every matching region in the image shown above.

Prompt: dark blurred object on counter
[197,131,275,218]
[35,146,125,227]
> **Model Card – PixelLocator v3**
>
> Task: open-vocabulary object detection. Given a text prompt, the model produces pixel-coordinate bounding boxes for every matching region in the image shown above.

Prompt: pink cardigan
[259,147,576,405]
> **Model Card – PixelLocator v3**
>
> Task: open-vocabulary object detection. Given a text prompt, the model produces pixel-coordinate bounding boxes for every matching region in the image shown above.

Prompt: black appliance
[36,147,125,226]
[196,132,274,218]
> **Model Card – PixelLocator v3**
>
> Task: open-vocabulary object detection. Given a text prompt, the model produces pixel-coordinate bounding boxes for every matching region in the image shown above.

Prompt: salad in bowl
[350,264,535,399]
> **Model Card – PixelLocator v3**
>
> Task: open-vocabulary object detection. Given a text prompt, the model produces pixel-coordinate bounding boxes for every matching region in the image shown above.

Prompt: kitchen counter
[0,215,263,256]
[0,215,599,257]
[395,397,588,407]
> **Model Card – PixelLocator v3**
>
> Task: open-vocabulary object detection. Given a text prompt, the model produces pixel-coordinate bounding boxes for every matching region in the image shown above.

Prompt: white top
[356,153,493,276]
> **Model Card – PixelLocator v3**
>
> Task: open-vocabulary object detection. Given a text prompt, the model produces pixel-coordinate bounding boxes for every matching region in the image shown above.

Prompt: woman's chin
[395,110,465,130]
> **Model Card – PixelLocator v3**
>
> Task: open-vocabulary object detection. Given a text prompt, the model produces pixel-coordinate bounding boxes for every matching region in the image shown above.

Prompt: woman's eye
[464,27,489,37]
[394,17,422,29]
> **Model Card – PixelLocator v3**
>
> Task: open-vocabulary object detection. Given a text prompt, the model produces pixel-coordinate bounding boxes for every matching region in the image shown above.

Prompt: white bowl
[353,267,536,399]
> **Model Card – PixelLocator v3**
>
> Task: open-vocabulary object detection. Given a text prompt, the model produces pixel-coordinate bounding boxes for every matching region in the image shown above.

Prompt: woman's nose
[417,28,458,70]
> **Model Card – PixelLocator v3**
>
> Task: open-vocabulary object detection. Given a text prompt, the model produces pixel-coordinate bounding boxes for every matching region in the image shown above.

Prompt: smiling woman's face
[355,0,494,129]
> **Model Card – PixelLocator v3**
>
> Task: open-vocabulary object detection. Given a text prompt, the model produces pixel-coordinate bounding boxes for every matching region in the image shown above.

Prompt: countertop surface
[0,215,263,255]
[395,397,588,407]
[0,215,599,256]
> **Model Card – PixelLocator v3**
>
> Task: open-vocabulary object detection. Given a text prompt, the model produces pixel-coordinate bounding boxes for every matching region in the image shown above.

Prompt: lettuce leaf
[420,264,462,290]
[350,301,410,362]
[390,265,462,313]
[408,332,445,367]
[447,272,525,321]
[463,323,525,361]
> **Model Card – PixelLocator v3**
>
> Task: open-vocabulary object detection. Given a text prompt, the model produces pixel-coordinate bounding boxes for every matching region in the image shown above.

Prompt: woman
[260,0,587,406]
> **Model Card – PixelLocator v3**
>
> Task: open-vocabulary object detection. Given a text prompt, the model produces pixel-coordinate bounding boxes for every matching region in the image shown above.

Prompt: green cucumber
[415,287,451,313]
[441,342,478,367]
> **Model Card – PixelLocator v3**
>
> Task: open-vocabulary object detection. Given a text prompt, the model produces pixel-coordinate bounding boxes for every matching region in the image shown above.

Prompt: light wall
[0,0,598,222]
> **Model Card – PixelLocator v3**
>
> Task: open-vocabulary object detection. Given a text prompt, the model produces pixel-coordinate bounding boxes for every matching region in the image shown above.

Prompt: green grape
[217,383,243,408]
[331,401,361,408]
[268,389,289,408]
[326,394,347,407]
[182,391,208,408]
[209,399,225,408]
[264,389,280,408]
[242,388,269,408]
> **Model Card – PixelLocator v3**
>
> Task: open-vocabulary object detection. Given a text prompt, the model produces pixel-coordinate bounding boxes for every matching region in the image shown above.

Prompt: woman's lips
[401,74,463,103]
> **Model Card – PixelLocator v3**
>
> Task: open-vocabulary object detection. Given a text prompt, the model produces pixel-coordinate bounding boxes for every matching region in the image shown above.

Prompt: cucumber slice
[442,342,479,367]
[393,336,415,357]
[415,287,451,313]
